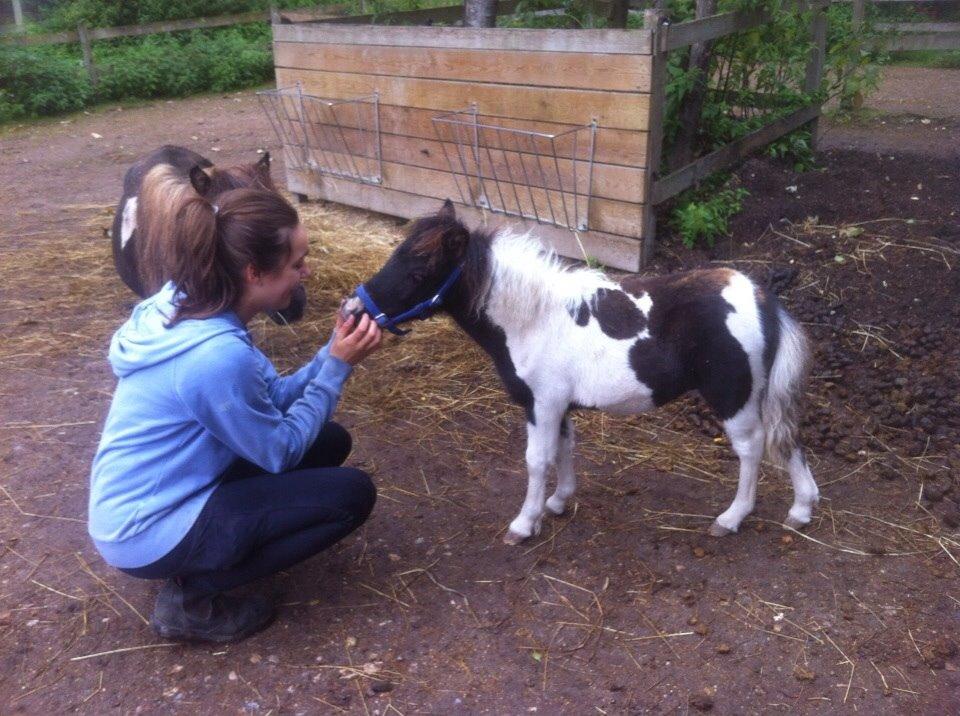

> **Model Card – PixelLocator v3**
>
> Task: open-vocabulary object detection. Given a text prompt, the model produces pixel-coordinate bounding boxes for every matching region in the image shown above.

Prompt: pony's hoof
[783,515,810,530]
[545,496,566,516]
[708,521,735,538]
[503,530,529,546]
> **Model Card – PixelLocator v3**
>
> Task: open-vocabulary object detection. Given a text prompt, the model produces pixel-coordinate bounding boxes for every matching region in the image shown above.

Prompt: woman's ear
[243,262,262,285]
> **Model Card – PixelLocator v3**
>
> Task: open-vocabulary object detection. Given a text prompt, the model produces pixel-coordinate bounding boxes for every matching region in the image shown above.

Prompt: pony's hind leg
[710,406,764,537]
[505,406,563,545]
[546,414,575,516]
[784,448,819,529]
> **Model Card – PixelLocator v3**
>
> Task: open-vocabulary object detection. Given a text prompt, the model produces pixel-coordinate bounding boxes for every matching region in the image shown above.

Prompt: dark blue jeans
[121,422,376,600]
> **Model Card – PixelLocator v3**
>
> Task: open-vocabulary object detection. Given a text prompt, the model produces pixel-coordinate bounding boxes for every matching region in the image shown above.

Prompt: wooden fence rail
[846,0,960,51]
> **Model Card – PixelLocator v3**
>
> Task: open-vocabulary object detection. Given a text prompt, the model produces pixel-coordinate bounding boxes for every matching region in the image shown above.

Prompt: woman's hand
[330,313,383,366]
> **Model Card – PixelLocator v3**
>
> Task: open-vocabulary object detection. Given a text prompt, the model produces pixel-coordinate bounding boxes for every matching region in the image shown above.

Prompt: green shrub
[0,45,92,120]
[671,179,749,249]
[90,25,273,102]
[37,1,337,32]
[767,128,815,172]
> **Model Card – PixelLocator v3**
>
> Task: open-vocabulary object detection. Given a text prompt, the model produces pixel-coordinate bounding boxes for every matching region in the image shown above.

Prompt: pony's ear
[189,165,212,196]
[439,198,456,220]
[255,151,273,187]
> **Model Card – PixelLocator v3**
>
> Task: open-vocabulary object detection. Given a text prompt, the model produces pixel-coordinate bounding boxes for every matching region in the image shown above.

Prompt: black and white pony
[111,144,305,323]
[342,201,819,545]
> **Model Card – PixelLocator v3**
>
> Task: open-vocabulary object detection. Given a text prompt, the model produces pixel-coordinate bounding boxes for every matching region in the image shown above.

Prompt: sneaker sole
[151,611,275,644]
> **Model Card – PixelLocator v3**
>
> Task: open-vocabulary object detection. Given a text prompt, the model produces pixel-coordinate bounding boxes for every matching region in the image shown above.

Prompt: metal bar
[512,128,538,223]
[496,127,525,219]
[582,121,598,232]
[479,126,510,217]
[372,92,383,183]
[295,83,313,175]
[525,132,552,225]
[431,118,469,206]
[550,135,573,229]
[258,93,296,171]
[452,117,480,205]
[329,101,365,180]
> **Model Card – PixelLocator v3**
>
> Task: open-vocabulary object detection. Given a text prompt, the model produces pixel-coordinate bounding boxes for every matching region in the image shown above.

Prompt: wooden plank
[273,42,653,93]
[804,7,827,151]
[876,22,960,33]
[642,8,668,258]
[279,3,350,23]
[77,24,98,87]
[89,10,268,41]
[664,8,769,51]
[2,29,77,45]
[1,9,268,46]
[273,23,653,55]
[263,101,648,167]
[290,130,646,202]
[274,68,650,131]
[287,169,645,271]
[662,0,830,51]
[651,104,819,204]
[882,31,960,51]
[311,1,516,26]
[287,158,643,237]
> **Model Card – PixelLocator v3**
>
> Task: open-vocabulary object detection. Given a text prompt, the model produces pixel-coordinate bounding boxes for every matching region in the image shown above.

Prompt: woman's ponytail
[168,197,236,323]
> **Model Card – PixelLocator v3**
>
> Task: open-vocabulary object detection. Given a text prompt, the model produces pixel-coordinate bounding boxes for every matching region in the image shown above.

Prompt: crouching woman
[89,188,382,643]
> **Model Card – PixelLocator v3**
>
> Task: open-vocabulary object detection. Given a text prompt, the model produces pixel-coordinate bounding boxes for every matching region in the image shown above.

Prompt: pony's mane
[207,163,276,195]
[481,229,609,327]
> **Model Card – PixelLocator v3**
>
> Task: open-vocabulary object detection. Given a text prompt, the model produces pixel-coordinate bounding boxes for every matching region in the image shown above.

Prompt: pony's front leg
[504,407,563,545]
[546,414,575,516]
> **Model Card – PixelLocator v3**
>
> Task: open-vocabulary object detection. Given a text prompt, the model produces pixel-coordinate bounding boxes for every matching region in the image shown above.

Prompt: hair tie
[212,204,220,215]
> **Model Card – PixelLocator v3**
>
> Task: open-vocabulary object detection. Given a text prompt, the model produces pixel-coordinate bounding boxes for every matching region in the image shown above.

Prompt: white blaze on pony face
[120,196,138,249]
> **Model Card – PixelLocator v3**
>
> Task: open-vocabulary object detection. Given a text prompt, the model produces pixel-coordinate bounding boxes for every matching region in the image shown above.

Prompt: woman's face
[259,223,311,312]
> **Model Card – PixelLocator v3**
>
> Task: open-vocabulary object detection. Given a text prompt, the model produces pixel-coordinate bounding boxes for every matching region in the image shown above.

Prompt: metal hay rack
[257,84,382,185]
[432,105,598,232]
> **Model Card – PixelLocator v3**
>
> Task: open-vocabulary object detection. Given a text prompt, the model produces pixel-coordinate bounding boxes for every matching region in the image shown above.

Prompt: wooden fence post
[642,8,668,264]
[77,23,99,87]
[803,4,827,151]
[12,0,24,29]
[852,0,865,33]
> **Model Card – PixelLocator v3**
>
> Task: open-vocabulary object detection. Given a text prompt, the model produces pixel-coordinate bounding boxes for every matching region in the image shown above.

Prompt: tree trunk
[608,0,630,29]
[464,0,497,27]
[666,0,718,171]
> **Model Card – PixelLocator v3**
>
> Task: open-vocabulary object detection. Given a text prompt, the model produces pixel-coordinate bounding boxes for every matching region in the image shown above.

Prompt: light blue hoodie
[89,283,352,569]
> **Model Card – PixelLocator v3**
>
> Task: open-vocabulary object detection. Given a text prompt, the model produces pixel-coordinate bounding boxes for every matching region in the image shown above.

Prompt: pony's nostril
[339,296,365,321]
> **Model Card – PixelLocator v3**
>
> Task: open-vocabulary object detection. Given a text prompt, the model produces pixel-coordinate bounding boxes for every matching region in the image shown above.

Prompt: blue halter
[354,266,463,336]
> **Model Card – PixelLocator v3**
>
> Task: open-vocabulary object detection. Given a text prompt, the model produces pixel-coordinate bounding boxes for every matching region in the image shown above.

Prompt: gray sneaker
[150,580,275,643]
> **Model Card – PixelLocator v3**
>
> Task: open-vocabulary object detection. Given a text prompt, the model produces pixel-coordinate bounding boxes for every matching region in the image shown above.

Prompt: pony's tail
[762,307,811,469]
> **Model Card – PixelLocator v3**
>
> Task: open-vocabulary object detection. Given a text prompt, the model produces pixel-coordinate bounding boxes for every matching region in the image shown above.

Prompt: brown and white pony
[342,201,820,545]
[111,145,305,323]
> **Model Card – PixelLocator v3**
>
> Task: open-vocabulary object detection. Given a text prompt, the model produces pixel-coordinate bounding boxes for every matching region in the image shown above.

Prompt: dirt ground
[1,67,959,714]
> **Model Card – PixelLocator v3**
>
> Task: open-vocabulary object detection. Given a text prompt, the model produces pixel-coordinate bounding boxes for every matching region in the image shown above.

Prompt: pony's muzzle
[339,295,367,322]
[268,283,307,325]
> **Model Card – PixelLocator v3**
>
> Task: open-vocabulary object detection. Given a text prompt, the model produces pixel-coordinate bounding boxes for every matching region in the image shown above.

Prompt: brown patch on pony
[621,267,736,301]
